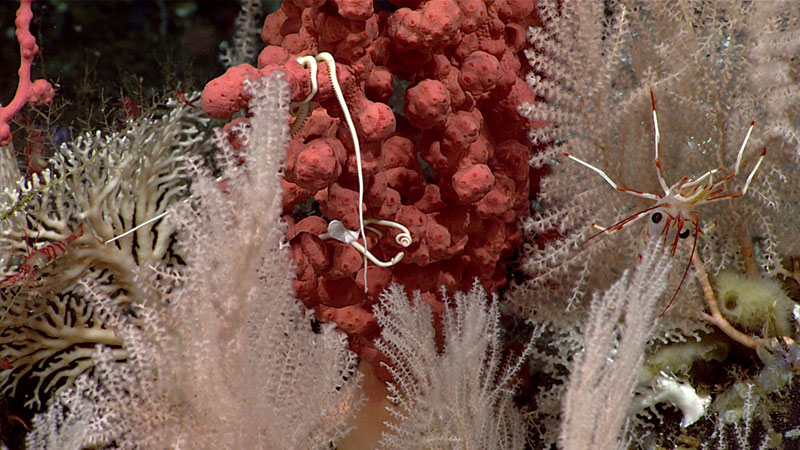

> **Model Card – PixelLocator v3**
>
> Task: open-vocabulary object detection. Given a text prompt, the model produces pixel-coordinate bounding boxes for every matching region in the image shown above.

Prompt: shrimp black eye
[651,212,663,224]
[679,228,691,239]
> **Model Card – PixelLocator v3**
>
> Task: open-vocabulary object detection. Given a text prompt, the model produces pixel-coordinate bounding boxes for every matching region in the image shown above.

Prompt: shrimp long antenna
[563,152,660,201]
[651,87,670,195]
[733,121,755,175]
[105,211,170,245]
[742,147,766,196]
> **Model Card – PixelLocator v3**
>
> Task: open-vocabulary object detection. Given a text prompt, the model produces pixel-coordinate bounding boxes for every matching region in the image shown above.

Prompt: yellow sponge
[715,271,795,337]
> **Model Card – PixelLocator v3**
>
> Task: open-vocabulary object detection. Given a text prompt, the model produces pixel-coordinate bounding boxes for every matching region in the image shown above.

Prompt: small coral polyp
[201,0,539,375]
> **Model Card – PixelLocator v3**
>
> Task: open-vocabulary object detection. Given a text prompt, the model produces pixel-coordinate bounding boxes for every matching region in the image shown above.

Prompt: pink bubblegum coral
[0,0,55,146]
[286,137,346,191]
[387,0,463,53]
[452,163,495,204]
[201,0,540,377]
[405,79,452,130]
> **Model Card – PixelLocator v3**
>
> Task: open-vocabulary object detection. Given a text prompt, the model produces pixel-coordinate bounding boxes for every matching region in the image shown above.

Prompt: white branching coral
[26,72,364,449]
[375,282,533,449]
[0,93,207,410]
[559,239,673,449]
[219,0,263,67]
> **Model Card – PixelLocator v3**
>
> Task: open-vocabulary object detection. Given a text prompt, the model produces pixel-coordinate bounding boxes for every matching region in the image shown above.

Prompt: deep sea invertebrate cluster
[201,0,539,374]
[6,0,799,447]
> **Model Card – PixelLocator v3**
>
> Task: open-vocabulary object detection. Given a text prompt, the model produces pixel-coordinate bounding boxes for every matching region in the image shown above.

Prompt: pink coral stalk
[0,0,55,146]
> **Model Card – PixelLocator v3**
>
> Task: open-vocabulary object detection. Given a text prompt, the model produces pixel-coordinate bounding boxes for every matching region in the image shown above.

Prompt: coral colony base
[1,0,800,449]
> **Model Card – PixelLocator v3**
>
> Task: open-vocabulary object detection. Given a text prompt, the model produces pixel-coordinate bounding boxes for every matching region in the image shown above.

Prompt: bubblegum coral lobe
[202,0,540,379]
